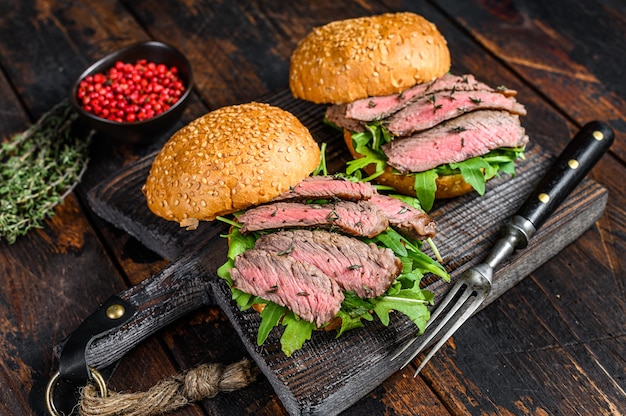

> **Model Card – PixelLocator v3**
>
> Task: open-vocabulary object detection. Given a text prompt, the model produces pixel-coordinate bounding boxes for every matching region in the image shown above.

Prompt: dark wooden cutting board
[85,89,608,416]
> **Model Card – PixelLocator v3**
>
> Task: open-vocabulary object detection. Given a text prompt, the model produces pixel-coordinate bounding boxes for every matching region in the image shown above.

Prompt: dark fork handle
[517,121,614,232]
[486,121,614,271]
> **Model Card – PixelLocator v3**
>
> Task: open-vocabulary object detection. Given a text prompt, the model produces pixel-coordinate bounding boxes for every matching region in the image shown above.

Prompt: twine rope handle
[79,359,259,416]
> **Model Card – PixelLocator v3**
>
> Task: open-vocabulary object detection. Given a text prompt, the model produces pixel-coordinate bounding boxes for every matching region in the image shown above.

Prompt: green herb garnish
[0,100,92,244]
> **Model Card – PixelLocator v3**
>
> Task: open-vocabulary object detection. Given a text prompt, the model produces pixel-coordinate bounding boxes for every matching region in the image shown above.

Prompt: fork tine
[398,287,473,368]
[425,279,468,328]
[390,279,468,362]
[410,294,486,377]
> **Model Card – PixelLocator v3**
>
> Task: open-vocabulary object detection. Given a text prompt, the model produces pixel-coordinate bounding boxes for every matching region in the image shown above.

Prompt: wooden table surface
[1,1,624,415]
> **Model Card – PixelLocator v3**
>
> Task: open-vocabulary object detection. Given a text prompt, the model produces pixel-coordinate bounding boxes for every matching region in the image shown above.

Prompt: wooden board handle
[55,234,228,374]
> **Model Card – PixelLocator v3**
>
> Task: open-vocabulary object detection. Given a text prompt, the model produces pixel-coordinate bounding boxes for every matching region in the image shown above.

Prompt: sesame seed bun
[343,129,474,199]
[142,102,321,229]
[289,12,451,104]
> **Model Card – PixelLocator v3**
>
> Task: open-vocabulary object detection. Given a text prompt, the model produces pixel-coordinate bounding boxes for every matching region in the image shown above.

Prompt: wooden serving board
[85,90,608,416]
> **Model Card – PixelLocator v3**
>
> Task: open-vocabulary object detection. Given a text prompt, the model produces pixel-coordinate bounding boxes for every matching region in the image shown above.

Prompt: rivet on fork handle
[391,121,615,377]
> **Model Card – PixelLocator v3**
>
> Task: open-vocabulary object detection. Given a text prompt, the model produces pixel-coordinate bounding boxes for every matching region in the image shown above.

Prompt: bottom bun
[343,129,474,199]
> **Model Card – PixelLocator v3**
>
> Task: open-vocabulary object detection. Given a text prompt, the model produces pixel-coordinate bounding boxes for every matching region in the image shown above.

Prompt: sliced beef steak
[382,110,529,173]
[238,200,389,238]
[272,176,376,202]
[230,249,344,326]
[325,104,366,132]
[343,73,496,122]
[385,90,527,136]
[369,194,436,240]
[255,229,402,298]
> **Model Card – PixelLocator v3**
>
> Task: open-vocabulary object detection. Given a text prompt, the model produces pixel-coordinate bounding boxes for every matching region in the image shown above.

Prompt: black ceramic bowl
[70,41,193,144]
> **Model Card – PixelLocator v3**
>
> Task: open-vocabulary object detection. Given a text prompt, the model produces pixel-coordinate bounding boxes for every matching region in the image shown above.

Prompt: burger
[142,102,449,356]
[289,12,528,210]
[143,102,321,229]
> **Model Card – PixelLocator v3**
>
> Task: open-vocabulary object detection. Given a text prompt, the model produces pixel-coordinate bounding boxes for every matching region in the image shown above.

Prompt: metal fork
[391,120,614,377]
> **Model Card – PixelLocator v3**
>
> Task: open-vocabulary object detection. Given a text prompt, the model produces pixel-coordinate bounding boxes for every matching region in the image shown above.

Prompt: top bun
[290,12,451,104]
[143,102,321,229]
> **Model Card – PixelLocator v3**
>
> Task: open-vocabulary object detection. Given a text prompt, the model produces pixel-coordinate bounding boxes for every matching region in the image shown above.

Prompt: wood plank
[0,64,53,416]
[122,1,393,106]
[84,90,608,415]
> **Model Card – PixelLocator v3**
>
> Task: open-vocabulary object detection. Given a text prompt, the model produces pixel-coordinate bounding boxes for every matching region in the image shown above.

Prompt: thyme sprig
[0,100,93,244]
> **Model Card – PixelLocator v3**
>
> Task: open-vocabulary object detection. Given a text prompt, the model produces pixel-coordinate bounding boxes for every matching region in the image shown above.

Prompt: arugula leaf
[280,312,315,356]
[223,226,256,260]
[232,289,254,310]
[373,290,433,334]
[346,132,387,179]
[258,302,286,346]
[449,157,491,196]
[215,215,241,229]
[334,310,367,337]
[374,227,449,281]
[372,228,408,257]
[311,142,329,176]
[404,244,450,281]
[216,259,234,284]
[413,170,439,211]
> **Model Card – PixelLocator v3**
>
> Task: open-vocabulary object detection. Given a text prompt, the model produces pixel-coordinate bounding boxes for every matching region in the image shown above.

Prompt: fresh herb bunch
[0,100,92,244]
[345,121,526,211]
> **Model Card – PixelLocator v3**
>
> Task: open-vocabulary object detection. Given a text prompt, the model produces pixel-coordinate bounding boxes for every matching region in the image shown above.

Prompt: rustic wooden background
[0,1,624,415]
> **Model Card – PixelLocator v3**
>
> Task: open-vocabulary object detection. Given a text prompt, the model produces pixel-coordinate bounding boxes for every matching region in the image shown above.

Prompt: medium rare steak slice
[238,200,389,238]
[385,90,527,136]
[325,104,366,132]
[272,176,376,202]
[255,229,402,298]
[344,73,495,122]
[369,194,436,240]
[382,110,529,173]
[230,249,344,326]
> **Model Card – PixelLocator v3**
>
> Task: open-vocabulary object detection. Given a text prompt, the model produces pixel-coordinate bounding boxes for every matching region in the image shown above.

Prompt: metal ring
[45,367,108,416]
